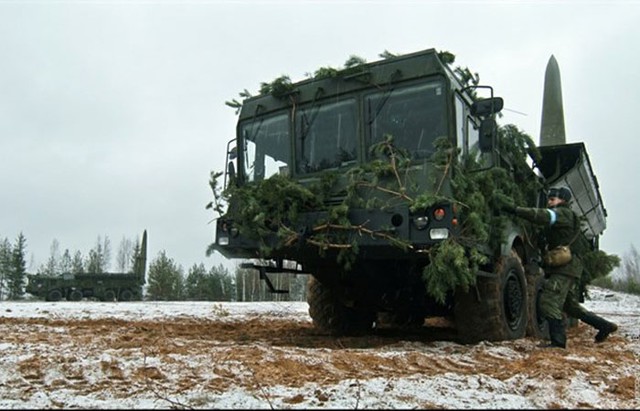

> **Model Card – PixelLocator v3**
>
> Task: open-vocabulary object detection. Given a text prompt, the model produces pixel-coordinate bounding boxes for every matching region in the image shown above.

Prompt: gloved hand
[494,195,517,214]
[500,203,517,214]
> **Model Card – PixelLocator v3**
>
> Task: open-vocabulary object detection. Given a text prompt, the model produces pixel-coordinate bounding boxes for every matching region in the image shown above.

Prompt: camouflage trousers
[539,273,587,321]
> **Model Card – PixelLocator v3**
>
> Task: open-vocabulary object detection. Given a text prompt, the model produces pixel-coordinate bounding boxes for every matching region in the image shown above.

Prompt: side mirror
[479,118,497,152]
[227,161,236,186]
[223,139,238,188]
[471,97,504,117]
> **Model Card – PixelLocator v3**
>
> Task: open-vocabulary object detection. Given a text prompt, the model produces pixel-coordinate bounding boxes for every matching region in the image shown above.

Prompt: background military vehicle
[210,49,606,343]
[26,230,147,302]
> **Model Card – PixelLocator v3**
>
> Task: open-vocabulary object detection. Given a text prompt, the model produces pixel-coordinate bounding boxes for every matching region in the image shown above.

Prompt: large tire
[454,252,528,344]
[119,289,133,302]
[526,273,549,339]
[307,276,375,336]
[46,289,63,302]
[103,289,116,302]
[68,289,83,301]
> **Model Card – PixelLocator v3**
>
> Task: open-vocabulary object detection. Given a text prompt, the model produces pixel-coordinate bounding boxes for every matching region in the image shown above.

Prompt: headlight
[413,216,429,230]
[218,236,229,246]
[429,228,449,240]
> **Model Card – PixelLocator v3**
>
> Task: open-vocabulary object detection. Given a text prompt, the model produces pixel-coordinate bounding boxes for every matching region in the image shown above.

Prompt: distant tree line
[10,232,638,301]
[144,252,307,302]
[0,232,308,302]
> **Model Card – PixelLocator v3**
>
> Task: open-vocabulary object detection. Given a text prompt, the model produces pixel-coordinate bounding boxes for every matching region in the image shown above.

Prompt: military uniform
[506,188,617,347]
[514,203,582,321]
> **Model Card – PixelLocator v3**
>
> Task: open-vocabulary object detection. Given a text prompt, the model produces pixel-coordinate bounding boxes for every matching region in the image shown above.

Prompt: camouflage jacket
[513,203,583,279]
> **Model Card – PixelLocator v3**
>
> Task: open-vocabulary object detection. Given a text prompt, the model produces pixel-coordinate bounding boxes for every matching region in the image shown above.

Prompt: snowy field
[0,286,638,409]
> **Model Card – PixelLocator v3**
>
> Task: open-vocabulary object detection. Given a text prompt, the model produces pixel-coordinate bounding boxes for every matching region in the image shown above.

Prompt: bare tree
[621,245,640,281]
[0,237,11,300]
[39,239,60,275]
[115,236,134,272]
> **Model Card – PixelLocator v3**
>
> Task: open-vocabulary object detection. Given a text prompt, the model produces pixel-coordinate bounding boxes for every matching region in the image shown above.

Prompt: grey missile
[539,55,566,146]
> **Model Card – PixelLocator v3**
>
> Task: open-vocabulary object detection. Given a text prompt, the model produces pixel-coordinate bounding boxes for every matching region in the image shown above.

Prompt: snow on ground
[0,286,638,409]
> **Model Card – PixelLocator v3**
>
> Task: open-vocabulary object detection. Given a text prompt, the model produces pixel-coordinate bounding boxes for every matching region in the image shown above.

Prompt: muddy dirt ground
[0,296,638,409]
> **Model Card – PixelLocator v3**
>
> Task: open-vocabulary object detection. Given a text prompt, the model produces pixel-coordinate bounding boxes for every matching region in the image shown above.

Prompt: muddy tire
[307,276,375,336]
[454,252,528,344]
[525,273,549,339]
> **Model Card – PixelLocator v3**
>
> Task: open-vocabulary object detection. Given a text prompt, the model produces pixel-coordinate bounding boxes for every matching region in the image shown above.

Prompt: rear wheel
[526,273,549,339]
[103,289,116,302]
[46,289,63,302]
[307,276,375,336]
[119,289,133,301]
[454,251,528,343]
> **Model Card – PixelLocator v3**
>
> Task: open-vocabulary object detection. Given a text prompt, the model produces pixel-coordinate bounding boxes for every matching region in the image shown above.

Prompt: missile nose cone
[540,55,566,146]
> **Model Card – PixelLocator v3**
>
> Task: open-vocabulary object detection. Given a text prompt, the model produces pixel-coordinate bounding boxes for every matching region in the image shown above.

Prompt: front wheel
[307,276,375,336]
[454,252,528,343]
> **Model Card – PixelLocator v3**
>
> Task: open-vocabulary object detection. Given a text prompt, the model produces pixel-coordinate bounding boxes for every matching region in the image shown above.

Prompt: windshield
[295,99,357,174]
[237,80,448,181]
[240,113,290,182]
[366,81,447,159]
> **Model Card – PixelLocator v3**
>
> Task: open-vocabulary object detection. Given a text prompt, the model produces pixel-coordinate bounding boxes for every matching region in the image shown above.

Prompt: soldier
[501,186,617,348]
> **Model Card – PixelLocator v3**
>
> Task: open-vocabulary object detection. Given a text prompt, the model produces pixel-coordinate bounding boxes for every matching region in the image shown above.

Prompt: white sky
[1,0,639,273]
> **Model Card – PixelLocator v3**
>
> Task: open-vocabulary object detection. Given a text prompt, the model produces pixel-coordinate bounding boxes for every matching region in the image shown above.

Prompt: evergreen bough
[208,124,549,303]
[213,48,619,303]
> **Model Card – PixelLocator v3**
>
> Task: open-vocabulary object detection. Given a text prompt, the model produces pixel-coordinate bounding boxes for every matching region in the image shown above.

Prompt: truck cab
[209,48,603,343]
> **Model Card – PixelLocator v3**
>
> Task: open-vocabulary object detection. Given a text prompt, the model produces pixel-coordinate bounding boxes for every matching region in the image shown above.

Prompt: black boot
[580,311,618,343]
[540,318,566,348]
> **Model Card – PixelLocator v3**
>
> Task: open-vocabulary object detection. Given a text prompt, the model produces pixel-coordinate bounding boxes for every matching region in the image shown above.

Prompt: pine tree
[86,235,112,273]
[184,263,208,300]
[59,249,72,274]
[7,233,27,300]
[146,251,183,301]
[85,249,102,274]
[0,237,12,300]
[130,237,143,275]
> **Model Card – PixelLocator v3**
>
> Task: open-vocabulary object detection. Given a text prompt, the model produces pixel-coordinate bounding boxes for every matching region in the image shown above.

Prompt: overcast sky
[1,0,639,274]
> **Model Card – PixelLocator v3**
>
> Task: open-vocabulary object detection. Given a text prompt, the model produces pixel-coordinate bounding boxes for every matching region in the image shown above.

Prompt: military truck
[209,49,607,343]
[26,230,147,302]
